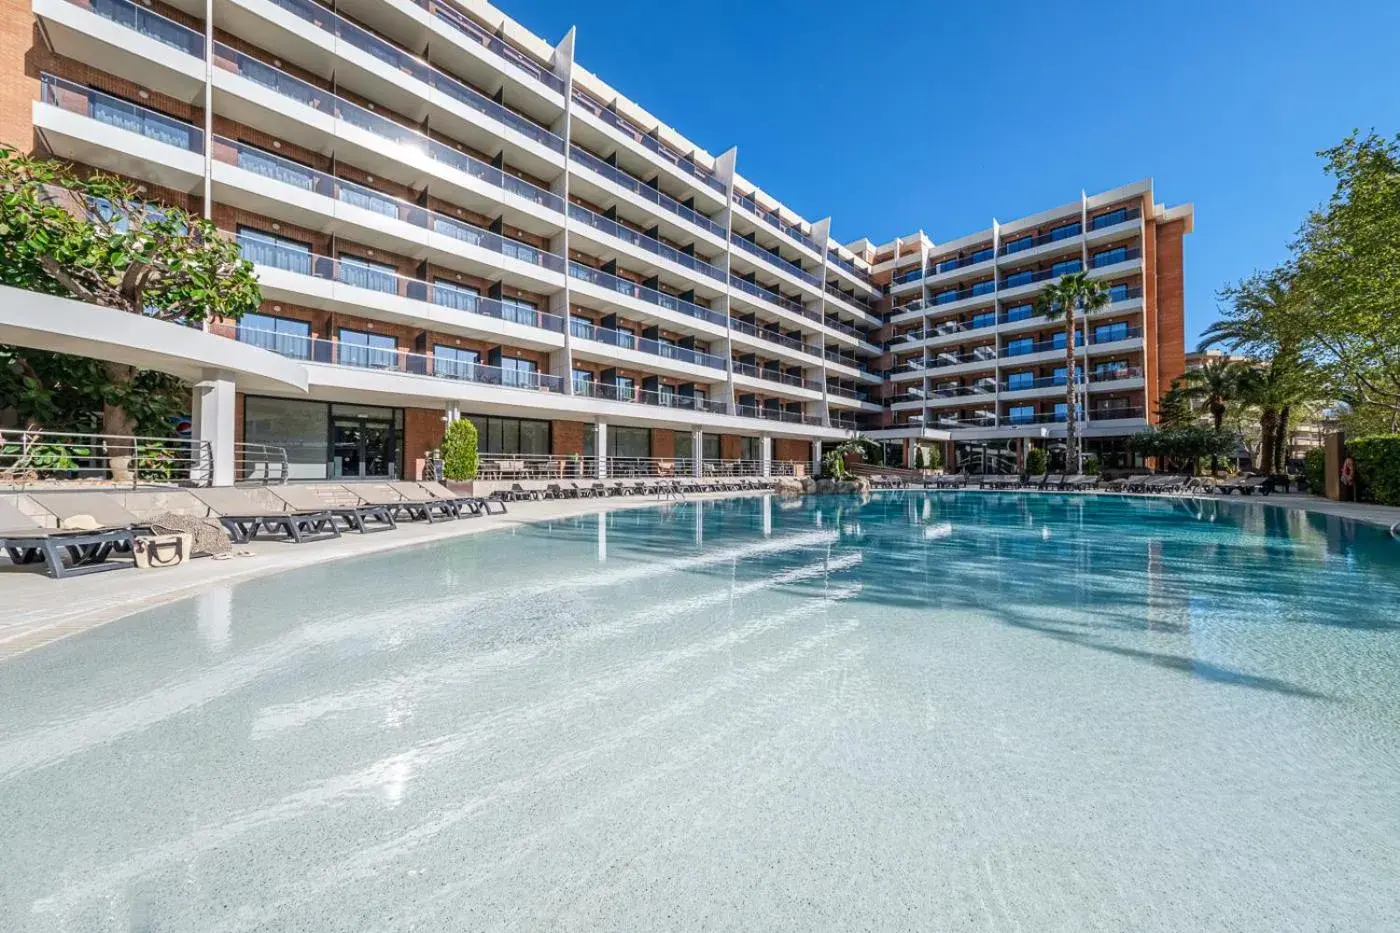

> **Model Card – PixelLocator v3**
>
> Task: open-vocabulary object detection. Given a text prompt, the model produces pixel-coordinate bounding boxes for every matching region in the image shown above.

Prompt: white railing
[0,429,214,488]
[235,442,290,484]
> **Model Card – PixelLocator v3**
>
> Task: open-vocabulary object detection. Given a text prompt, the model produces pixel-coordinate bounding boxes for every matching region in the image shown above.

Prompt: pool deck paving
[1,487,1396,662]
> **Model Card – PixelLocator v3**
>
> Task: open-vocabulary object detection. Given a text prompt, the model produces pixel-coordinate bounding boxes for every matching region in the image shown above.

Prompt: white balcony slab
[34,0,205,102]
[33,102,204,195]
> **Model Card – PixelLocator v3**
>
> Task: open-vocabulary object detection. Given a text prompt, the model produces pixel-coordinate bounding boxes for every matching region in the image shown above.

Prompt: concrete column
[444,400,460,423]
[760,434,773,478]
[192,371,236,486]
[811,438,823,477]
[691,428,704,478]
[596,420,608,479]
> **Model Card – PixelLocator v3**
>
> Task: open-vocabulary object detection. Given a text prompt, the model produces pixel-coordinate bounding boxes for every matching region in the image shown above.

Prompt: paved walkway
[3,487,1397,662]
[0,491,760,661]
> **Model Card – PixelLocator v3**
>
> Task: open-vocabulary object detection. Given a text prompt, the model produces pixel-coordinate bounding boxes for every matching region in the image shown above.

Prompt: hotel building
[0,0,1190,480]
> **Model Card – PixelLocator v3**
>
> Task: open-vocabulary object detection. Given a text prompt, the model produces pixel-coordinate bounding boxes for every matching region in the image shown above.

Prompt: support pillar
[760,434,773,478]
[692,428,704,478]
[192,371,236,486]
[811,438,823,477]
[444,400,461,423]
[596,420,608,479]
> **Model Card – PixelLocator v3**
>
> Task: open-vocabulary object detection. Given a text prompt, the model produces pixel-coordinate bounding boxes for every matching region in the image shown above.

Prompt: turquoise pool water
[1,492,1398,931]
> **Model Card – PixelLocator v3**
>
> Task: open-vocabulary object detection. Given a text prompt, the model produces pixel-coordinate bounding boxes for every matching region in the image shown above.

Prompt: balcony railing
[729,318,821,356]
[40,75,204,152]
[730,234,820,286]
[1091,247,1142,268]
[824,284,873,314]
[252,0,564,152]
[827,250,871,284]
[211,48,563,213]
[214,140,566,272]
[731,361,822,391]
[569,146,725,238]
[929,348,997,369]
[931,250,995,274]
[217,324,566,391]
[825,385,868,401]
[728,274,814,321]
[573,381,729,415]
[732,192,821,253]
[571,90,724,195]
[233,235,566,332]
[412,0,565,95]
[1001,407,1146,426]
[1000,263,1082,290]
[1088,206,1142,231]
[569,318,725,370]
[66,0,204,57]
[569,263,728,328]
[734,405,823,426]
[892,267,925,286]
[931,282,997,305]
[999,223,1083,256]
[567,202,724,282]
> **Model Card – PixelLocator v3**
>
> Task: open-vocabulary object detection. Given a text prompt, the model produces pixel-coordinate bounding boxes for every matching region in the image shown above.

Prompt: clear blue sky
[502,0,1400,346]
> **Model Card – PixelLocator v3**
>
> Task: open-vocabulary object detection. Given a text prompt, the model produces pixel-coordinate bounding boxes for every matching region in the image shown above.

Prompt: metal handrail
[1,429,214,488]
[234,442,289,484]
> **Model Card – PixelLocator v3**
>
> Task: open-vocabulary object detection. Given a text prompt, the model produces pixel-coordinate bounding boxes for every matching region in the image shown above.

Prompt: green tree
[441,418,479,480]
[1291,132,1400,419]
[1174,355,1248,470]
[1024,447,1047,476]
[0,149,261,472]
[1034,271,1110,473]
[1127,425,1236,475]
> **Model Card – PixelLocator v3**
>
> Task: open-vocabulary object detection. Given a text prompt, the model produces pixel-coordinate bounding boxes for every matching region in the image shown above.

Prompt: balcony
[569,146,726,241]
[827,250,873,287]
[728,274,819,325]
[219,324,566,391]
[728,318,822,359]
[237,235,566,347]
[823,283,875,320]
[411,0,565,98]
[573,380,730,415]
[37,0,204,99]
[1090,246,1142,269]
[732,361,823,393]
[1087,206,1143,235]
[733,192,821,256]
[239,0,564,163]
[1000,407,1147,427]
[210,137,566,288]
[730,234,821,288]
[568,318,725,371]
[571,89,725,200]
[567,202,725,285]
[569,262,728,332]
[929,347,997,370]
[998,221,1082,257]
[734,405,824,427]
[210,45,563,229]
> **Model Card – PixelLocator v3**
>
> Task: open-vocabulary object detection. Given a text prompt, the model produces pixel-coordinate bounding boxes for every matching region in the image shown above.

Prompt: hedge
[1025,448,1047,475]
[442,417,479,480]
[1348,435,1400,506]
[1304,447,1326,495]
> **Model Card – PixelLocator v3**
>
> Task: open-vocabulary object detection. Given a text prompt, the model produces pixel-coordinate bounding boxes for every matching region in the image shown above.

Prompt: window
[675,432,720,461]
[1008,406,1035,425]
[1091,208,1129,230]
[1095,361,1128,377]
[467,415,550,455]
[338,255,398,294]
[1051,330,1084,350]
[1107,283,1130,302]
[572,368,594,395]
[499,356,539,388]
[433,280,480,312]
[1051,258,1083,276]
[1003,304,1033,323]
[970,279,995,296]
[615,375,635,401]
[1005,371,1034,391]
[741,436,760,461]
[1054,402,1084,422]
[337,328,397,369]
[236,226,311,274]
[934,289,959,305]
[1050,222,1082,241]
[243,396,330,480]
[1093,247,1129,268]
[658,384,676,406]
[1094,322,1130,343]
[1004,235,1033,254]
[970,311,995,329]
[1004,270,1033,288]
[1051,366,1082,385]
[970,246,995,263]
[1005,337,1033,357]
[500,296,538,327]
[434,344,479,380]
[238,312,310,359]
[608,426,650,459]
[235,143,317,190]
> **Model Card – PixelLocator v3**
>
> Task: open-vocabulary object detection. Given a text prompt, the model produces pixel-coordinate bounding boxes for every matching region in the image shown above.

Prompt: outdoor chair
[191,487,340,544]
[415,481,505,516]
[349,483,455,523]
[0,498,136,579]
[269,485,396,534]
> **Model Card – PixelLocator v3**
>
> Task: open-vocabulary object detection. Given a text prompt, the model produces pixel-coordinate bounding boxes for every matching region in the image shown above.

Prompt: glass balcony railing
[730,235,820,286]
[233,235,566,332]
[729,318,821,356]
[571,90,724,195]
[573,380,729,414]
[1091,247,1142,268]
[73,0,204,57]
[825,384,867,401]
[734,405,823,427]
[254,0,564,152]
[1088,206,1142,231]
[411,0,565,95]
[1001,406,1146,426]
[568,146,725,238]
[567,203,724,282]
[728,275,814,322]
[212,47,563,214]
[568,318,725,370]
[1000,262,1082,289]
[731,192,821,253]
[933,283,997,305]
[824,284,873,314]
[1107,285,1145,303]
[41,74,204,152]
[827,250,871,284]
[731,361,822,391]
[1091,325,1143,344]
[569,263,728,328]
[214,143,565,272]
[1002,335,1084,358]
[892,267,925,286]
[999,222,1083,257]
[218,324,566,390]
[932,250,995,274]
[929,348,997,369]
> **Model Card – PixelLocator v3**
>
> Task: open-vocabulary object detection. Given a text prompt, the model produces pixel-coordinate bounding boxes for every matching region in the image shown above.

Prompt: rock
[772,476,805,497]
[811,476,870,496]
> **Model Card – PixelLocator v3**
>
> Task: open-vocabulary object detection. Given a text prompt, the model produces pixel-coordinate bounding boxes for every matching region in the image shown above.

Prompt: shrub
[922,445,943,471]
[441,418,479,480]
[1304,447,1326,495]
[1082,454,1100,476]
[1025,448,1048,475]
[1348,435,1400,506]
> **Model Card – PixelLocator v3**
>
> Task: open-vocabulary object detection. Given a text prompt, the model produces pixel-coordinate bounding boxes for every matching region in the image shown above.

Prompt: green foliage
[1082,454,1100,476]
[1033,271,1110,472]
[1176,356,1248,430]
[1347,435,1400,506]
[0,347,186,436]
[1024,447,1048,475]
[1304,447,1327,495]
[914,445,942,471]
[1128,425,1237,473]
[441,418,479,480]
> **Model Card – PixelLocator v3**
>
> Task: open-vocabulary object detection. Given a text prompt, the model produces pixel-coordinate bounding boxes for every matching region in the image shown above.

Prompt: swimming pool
[1,492,1398,931]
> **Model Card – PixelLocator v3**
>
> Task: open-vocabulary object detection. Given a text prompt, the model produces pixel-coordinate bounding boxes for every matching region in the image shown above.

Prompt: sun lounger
[347,483,454,523]
[267,485,396,534]
[980,475,1018,489]
[0,499,136,579]
[191,487,340,544]
[32,491,154,534]
[1213,474,1273,496]
[1103,474,1150,492]
[1062,474,1100,491]
[416,481,505,515]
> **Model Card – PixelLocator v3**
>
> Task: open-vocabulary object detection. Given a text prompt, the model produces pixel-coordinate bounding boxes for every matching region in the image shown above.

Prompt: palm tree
[1034,271,1110,472]
[1174,356,1246,471]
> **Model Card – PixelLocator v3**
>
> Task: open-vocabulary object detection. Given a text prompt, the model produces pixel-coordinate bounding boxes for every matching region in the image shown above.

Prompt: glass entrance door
[331,417,397,478]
